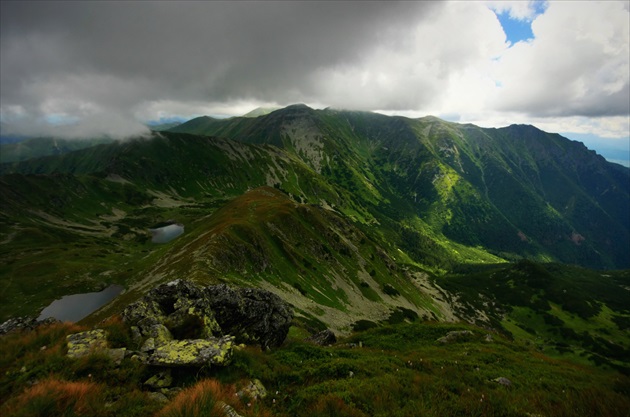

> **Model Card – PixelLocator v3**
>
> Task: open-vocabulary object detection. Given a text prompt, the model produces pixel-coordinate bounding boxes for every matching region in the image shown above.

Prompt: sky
[0,1,628,162]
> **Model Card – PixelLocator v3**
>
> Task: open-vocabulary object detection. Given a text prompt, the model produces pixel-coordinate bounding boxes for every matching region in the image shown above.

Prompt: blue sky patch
[494,2,548,45]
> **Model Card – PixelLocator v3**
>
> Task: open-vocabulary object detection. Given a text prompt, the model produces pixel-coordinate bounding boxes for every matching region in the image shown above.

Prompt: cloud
[0,1,628,141]
[486,1,547,21]
[1,2,440,129]
[491,1,629,118]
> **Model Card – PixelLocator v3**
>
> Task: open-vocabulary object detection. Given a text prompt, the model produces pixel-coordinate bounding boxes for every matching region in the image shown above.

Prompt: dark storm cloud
[0,1,440,105]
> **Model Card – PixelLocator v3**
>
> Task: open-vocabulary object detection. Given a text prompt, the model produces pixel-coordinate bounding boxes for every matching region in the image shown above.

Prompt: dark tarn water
[37,285,124,322]
[149,223,184,243]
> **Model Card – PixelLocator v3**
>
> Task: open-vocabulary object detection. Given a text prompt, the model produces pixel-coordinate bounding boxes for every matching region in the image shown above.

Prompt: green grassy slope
[1,320,628,417]
[171,106,630,269]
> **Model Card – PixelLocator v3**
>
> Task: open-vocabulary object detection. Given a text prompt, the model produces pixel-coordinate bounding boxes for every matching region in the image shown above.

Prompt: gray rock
[437,330,473,344]
[0,316,60,335]
[305,329,337,346]
[205,284,293,349]
[494,377,512,387]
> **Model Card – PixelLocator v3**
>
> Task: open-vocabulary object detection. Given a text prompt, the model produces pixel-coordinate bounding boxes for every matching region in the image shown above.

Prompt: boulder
[147,336,234,367]
[121,280,292,366]
[305,329,337,346]
[66,329,109,358]
[205,284,293,349]
[66,329,127,363]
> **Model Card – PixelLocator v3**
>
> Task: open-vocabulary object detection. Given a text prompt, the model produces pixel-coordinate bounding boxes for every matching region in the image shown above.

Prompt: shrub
[382,284,400,297]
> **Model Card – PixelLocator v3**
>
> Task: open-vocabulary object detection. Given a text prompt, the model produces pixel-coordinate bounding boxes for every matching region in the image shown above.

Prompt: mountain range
[0,104,629,371]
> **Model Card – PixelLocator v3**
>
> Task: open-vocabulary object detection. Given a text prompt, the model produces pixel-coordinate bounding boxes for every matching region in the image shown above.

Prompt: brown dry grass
[1,377,103,417]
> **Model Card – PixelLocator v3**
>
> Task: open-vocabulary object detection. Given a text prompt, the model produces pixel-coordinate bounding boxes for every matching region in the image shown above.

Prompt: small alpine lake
[37,284,124,322]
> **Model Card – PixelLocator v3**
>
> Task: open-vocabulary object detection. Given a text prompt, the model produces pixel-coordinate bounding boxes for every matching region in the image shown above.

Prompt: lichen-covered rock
[66,329,109,358]
[144,370,173,389]
[122,279,221,346]
[205,284,293,349]
[437,330,473,344]
[147,336,234,367]
[237,379,267,400]
[305,329,337,346]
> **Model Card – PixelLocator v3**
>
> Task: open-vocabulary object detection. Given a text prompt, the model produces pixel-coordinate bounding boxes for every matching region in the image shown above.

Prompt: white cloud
[486,1,547,21]
[491,1,629,118]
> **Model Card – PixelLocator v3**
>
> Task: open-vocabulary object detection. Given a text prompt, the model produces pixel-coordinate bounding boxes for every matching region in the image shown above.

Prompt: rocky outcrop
[117,280,292,367]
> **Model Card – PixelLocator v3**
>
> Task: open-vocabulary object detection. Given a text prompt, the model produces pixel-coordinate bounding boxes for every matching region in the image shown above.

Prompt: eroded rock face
[205,284,293,349]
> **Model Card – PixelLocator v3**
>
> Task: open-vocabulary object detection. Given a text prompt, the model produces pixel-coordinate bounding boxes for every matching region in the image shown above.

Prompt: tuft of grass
[1,377,103,417]
[157,378,269,417]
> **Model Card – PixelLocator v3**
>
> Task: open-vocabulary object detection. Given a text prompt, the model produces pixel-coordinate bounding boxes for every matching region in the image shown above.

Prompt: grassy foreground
[1,319,628,417]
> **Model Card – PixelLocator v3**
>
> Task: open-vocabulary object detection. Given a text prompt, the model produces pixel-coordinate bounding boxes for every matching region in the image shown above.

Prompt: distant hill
[0,137,115,163]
